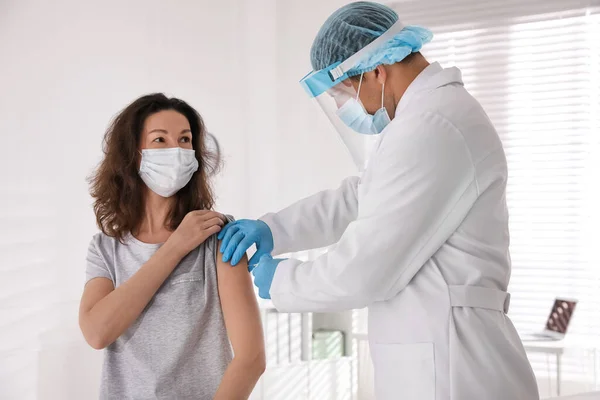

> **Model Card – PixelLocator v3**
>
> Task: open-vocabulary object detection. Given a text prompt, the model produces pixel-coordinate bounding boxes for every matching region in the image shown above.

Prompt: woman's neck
[135,191,176,243]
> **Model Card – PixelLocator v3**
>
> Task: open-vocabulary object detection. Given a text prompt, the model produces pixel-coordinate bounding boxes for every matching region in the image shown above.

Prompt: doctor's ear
[374,65,387,85]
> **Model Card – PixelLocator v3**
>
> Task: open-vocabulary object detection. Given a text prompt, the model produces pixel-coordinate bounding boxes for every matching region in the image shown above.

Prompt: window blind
[392,0,600,385]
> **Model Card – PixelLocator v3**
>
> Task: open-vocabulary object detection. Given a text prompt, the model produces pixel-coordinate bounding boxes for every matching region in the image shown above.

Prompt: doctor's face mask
[335,72,391,135]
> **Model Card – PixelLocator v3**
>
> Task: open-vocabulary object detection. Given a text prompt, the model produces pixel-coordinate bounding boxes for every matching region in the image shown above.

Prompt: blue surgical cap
[310,1,433,77]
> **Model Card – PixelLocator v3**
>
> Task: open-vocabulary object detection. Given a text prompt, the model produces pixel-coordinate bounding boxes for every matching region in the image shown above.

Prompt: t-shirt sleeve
[85,235,114,285]
[208,214,235,257]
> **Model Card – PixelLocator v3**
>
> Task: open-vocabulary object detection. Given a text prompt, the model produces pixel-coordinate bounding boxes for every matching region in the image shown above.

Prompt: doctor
[219,2,539,399]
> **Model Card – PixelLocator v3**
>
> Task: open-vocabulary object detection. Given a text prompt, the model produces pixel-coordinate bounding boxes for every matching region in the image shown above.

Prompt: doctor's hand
[218,219,274,267]
[252,254,285,300]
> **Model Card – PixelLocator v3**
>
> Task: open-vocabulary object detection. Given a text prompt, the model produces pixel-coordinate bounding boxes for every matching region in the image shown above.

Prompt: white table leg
[595,348,598,389]
[556,353,562,396]
[353,339,358,400]
[301,313,311,361]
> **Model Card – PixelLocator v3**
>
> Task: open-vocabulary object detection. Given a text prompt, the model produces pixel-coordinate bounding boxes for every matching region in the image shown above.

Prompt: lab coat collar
[394,62,464,117]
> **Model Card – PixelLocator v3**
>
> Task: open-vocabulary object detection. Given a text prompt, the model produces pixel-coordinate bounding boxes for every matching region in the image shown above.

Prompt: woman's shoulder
[90,231,120,243]
[87,231,125,254]
[203,213,234,256]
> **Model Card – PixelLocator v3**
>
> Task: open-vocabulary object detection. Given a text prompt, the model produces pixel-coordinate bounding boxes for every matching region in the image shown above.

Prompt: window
[394,0,600,387]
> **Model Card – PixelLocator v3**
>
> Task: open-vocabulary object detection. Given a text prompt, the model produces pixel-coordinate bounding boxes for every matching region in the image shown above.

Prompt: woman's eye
[180,137,191,143]
[153,137,164,143]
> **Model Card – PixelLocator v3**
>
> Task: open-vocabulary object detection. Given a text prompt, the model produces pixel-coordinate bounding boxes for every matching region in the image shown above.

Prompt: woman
[79,93,265,399]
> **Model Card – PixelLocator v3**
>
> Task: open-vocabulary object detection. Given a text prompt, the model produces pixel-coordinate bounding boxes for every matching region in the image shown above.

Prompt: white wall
[274,0,358,207]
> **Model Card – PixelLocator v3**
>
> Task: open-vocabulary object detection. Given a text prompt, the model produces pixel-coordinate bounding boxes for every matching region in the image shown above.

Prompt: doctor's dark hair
[88,93,222,241]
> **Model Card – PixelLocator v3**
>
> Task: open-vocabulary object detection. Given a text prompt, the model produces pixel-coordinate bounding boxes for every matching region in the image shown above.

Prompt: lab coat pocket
[371,342,435,400]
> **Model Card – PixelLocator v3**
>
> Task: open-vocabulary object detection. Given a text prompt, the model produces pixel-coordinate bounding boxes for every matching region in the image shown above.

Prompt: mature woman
[79,93,265,399]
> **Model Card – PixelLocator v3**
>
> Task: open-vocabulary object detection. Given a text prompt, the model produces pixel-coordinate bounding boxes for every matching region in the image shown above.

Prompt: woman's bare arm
[213,249,266,399]
[79,240,186,349]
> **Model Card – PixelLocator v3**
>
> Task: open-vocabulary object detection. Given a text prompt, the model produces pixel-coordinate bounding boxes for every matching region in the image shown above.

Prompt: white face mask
[139,148,199,198]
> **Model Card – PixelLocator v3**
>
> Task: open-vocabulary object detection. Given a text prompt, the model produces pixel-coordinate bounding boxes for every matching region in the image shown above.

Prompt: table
[522,340,566,396]
[523,339,599,397]
[546,391,600,399]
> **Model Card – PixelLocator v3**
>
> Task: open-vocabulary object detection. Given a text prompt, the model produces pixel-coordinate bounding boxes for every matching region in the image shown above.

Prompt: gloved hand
[252,254,285,299]
[217,219,274,267]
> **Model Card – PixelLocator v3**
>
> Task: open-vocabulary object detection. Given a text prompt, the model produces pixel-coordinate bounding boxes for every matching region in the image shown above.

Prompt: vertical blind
[393,0,600,384]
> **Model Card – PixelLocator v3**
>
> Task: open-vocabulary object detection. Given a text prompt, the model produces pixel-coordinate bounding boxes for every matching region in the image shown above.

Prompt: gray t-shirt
[85,231,232,399]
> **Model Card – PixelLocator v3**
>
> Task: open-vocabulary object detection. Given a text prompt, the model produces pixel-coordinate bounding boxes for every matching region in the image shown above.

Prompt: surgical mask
[139,147,199,198]
[336,73,391,135]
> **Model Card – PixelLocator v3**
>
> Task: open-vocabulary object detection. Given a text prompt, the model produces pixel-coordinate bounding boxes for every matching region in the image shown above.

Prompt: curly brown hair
[88,93,221,241]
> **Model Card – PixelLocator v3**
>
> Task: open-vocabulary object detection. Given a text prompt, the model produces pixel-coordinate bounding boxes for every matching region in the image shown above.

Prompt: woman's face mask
[138,147,199,197]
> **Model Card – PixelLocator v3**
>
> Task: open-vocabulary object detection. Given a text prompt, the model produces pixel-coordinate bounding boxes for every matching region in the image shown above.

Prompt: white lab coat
[261,63,539,400]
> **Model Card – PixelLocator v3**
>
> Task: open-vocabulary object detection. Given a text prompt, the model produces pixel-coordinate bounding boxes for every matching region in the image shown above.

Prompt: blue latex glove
[217,219,274,267]
[252,254,285,299]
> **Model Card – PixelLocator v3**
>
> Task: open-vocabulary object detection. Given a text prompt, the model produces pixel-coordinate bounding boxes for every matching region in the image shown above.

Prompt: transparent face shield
[305,74,383,171]
[300,20,406,172]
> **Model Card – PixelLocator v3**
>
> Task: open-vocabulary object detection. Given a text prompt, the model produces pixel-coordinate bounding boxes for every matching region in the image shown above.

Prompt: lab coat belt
[448,285,510,314]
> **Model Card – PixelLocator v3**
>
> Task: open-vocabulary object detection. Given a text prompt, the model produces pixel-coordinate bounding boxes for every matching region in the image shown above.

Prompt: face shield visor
[300,20,406,171]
